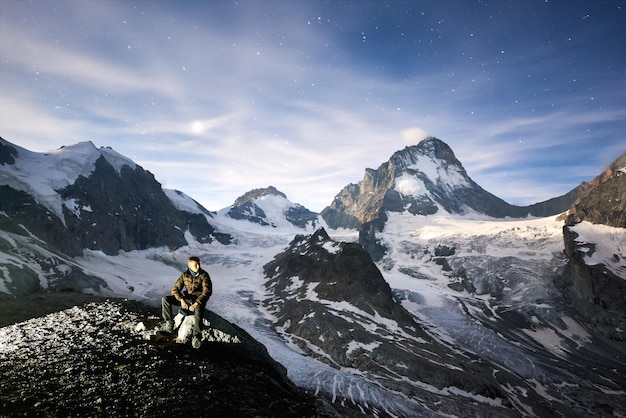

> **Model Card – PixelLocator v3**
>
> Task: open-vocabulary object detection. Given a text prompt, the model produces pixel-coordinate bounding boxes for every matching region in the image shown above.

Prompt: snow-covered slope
[0,139,134,221]
[569,222,626,279]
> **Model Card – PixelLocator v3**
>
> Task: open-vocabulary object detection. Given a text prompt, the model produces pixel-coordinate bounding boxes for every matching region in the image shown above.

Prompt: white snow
[569,221,626,280]
[0,141,134,222]
[394,173,426,196]
[163,189,207,215]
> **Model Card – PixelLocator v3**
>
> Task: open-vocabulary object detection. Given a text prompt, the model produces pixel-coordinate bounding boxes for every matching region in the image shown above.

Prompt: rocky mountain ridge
[227,185,319,228]
[0,137,230,258]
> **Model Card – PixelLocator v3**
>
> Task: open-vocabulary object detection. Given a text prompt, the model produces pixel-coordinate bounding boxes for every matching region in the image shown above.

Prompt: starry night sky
[1,0,624,211]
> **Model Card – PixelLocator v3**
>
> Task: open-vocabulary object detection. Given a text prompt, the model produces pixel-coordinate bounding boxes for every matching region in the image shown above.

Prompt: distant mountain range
[1,135,625,417]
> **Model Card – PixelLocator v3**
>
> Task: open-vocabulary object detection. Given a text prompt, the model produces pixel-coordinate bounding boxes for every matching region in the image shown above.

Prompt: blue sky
[1,0,624,212]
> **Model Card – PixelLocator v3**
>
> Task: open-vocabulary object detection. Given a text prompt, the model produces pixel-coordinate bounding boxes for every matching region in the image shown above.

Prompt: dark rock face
[321,137,582,260]
[564,152,626,228]
[285,205,319,228]
[0,185,83,256]
[559,152,626,337]
[59,156,230,255]
[0,138,18,164]
[562,227,626,315]
[228,200,271,226]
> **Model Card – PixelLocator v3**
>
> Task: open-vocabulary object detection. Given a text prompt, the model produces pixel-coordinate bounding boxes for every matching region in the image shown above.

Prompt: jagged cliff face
[59,156,229,255]
[560,152,626,325]
[565,152,626,228]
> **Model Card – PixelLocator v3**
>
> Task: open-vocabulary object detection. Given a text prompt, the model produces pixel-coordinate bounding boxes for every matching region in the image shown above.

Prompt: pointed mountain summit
[321,137,581,231]
[321,137,584,260]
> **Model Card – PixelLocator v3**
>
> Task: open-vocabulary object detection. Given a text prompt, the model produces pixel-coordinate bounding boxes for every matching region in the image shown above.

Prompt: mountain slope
[0,138,231,297]
[226,186,319,229]
[321,137,583,260]
[0,137,230,257]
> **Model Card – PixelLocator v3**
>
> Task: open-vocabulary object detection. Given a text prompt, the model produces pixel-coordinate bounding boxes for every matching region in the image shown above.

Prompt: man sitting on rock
[159,256,212,349]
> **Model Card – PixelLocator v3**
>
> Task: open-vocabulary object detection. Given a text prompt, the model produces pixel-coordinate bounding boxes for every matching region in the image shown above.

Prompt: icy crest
[0,141,135,221]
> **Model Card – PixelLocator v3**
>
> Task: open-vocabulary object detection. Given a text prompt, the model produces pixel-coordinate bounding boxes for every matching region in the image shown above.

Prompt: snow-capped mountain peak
[223,186,318,229]
[321,137,583,261]
[0,139,136,220]
[390,138,472,196]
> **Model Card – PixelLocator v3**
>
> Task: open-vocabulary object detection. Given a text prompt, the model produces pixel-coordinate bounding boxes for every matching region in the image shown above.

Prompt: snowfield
[569,221,626,280]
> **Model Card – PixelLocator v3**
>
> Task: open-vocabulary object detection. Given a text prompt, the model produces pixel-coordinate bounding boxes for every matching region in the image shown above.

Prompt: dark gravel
[0,297,359,418]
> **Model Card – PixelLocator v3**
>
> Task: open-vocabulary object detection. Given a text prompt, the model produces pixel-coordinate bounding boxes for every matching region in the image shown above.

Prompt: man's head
[187,256,200,273]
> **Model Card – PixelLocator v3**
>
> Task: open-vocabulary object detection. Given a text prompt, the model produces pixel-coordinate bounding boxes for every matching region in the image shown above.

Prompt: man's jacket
[171,268,212,305]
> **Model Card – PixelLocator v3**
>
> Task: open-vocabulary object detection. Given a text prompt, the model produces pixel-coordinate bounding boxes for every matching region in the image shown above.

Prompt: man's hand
[180,300,189,310]
[189,302,198,312]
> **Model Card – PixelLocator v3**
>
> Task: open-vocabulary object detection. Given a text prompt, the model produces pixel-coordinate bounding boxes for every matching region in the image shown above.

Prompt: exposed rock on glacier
[261,228,579,417]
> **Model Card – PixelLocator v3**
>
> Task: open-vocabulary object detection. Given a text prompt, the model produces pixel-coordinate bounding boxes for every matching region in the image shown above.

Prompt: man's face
[188,260,200,273]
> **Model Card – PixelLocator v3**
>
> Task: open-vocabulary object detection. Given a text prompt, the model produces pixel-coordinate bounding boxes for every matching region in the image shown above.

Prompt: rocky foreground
[0,295,365,418]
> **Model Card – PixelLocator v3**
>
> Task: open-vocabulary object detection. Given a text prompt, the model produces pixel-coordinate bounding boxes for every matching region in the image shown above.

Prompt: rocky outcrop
[0,297,353,417]
[562,227,626,315]
[564,152,626,228]
[0,185,84,256]
[559,152,626,337]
